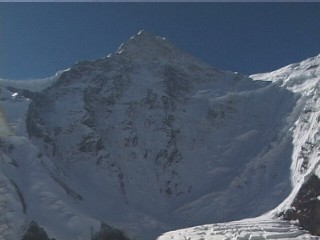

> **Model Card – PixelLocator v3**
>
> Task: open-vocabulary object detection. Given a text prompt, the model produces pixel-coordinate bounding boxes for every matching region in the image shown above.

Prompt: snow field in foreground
[157,218,317,240]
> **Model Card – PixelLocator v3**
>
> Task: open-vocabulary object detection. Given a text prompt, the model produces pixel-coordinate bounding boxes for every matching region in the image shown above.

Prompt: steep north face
[0,31,320,240]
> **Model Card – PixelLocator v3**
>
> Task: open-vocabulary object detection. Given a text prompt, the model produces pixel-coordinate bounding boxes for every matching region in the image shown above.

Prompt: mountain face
[0,31,320,240]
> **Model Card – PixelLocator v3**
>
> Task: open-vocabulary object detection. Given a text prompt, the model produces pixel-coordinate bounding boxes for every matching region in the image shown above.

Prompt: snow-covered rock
[1,31,320,240]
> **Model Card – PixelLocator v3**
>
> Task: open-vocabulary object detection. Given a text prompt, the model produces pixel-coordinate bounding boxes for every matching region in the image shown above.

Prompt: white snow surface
[1,31,320,240]
[158,218,317,240]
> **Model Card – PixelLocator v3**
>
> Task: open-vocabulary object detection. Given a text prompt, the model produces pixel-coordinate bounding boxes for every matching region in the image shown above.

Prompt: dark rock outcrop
[21,221,55,240]
[280,173,320,235]
[91,223,131,240]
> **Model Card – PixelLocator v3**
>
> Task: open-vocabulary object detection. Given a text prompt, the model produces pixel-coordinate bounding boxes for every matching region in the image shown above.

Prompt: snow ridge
[0,69,66,93]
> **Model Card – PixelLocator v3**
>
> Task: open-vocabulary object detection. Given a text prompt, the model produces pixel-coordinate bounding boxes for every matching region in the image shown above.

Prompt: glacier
[0,31,320,240]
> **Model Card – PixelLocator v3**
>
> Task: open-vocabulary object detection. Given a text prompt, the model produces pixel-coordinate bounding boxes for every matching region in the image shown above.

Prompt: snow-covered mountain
[0,31,320,240]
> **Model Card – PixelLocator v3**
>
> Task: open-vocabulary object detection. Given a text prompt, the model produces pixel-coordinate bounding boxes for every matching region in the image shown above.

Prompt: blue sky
[1,3,320,79]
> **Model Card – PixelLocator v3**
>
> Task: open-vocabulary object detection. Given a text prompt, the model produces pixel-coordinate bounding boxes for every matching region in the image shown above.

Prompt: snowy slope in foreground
[158,218,317,240]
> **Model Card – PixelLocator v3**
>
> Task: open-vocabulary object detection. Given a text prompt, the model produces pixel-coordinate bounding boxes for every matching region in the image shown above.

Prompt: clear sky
[1,2,320,80]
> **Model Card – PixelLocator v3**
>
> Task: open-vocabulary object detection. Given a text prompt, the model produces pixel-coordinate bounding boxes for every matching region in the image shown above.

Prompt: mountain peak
[127,30,167,45]
[115,30,176,58]
[135,29,162,40]
[113,30,211,69]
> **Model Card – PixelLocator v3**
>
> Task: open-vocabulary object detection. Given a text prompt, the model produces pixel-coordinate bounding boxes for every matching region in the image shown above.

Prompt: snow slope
[158,54,320,240]
[1,31,320,240]
[251,54,320,215]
